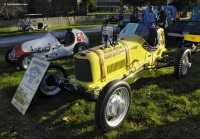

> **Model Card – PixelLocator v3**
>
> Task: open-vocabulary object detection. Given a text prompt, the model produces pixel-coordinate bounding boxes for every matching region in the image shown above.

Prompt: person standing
[144,6,157,27]
[157,6,167,28]
[118,11,124,30]
[17,18,23,31]
[130,8,139,23]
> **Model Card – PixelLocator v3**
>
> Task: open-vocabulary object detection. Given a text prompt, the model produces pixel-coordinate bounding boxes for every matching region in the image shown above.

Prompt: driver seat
[146,28,159,47]
[142,28,160,52]
[64,28,75,46]
[38,23,43,29]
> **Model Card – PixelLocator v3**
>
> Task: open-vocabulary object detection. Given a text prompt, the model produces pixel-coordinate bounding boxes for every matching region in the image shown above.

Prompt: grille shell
[74,58,93,82]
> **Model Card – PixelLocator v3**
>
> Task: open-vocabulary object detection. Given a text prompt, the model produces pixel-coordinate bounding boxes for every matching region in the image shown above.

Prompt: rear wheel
[73,43,88,54]
[18,54,33,70]
[28,28,33,32]
[95,80,131,132]
[37,63,67,97]
[174,47,191,79]
[5,49,14,64]
[44,27,47,31]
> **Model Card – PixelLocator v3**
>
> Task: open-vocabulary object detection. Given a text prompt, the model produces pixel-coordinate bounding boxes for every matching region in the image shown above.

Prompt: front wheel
[73,42,88,54]
[18,54,33,70]
[5,49,14,64]
[95,80,131,132]
[174,47,191,79]
[37,63,67,97]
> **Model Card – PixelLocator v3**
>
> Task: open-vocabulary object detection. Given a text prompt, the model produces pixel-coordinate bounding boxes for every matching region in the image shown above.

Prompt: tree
[181,0,190,17]
[0,0,28,19]
[87,0,97,12]
[123,0,148,7]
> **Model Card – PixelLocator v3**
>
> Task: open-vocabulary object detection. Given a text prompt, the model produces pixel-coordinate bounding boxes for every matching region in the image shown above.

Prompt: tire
[37,63,67,97]
[18,54,33,70]
[28,28,33,32]
[174,47,191,79]
[44,27,47,31]
[95,80,131,132]
[73,42,88,54]
[5,49,14,64]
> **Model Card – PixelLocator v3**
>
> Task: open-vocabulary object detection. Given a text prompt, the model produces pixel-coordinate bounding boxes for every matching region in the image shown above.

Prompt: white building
[97,0,121,11]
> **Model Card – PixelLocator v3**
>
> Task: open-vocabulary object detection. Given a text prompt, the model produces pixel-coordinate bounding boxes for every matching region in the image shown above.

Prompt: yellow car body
[184,34,200,43]
[71,23,166,96]
[38,23,174,132]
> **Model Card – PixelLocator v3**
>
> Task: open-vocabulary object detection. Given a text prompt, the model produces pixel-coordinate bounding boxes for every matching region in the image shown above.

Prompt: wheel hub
[107,95,125,117]
[45,74,57,86]
[78,46,86,52]
[182,58,191,75]
[23,58,31,68]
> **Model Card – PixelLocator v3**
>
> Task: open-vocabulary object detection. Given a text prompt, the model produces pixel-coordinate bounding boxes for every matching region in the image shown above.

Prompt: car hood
[21,34,61,52]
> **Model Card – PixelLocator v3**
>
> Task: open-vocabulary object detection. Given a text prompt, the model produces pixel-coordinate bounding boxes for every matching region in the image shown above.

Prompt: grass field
[0,33,200,139]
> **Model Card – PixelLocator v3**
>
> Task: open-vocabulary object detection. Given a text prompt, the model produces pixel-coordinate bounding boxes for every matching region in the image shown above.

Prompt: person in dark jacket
[118,11,124,30]
[157,6,167,28]
[130,8,139,23]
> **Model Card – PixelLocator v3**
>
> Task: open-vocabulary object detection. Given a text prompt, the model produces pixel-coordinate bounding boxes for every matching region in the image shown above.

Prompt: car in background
[103,16,118,24]
[167,5,200,39]
[17,14,48,32]
[5,28,89,70]
[167,21,200,38]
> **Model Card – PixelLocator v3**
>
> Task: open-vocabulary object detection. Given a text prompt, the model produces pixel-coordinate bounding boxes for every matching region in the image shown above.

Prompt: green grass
[0,34,200,138]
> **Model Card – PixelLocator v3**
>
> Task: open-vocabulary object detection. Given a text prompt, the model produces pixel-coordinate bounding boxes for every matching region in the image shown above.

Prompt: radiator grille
[74,58,92,82]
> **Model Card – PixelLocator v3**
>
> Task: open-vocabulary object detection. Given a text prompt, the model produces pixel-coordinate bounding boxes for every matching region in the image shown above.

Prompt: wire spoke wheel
[73,43,88,54]
[181,54,191,75]
[174,47,191,79]
[105,87,130,127]
[18,54,33,70]
[95,80,131,132]
[22,56,32,69]
[38,63,67,96]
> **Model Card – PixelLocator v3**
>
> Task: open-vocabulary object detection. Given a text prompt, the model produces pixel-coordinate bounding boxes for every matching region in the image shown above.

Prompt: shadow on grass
[130,70,200,96]
[116,114,200,139]
[1,38,200,138]
[0,78,199,138]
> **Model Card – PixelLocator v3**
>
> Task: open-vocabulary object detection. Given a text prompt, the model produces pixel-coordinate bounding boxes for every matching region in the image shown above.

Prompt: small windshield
[119,23,149,40]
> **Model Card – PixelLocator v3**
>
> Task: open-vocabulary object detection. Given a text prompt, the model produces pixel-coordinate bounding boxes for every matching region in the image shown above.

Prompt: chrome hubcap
[105,87,130,127]
[78,46,86,52]
[182,55,191,75]
[39,68,65,95]
[106,95,125,117]
[22,56,32,69]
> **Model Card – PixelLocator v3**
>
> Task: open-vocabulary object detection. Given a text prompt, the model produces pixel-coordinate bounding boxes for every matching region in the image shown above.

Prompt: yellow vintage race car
[174,33,200,78]
[37,23,183,132]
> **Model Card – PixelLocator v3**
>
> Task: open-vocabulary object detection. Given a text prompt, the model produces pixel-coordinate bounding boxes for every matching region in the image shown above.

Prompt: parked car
[167,20,200,38]
[22,22,48,32]
[20,14,48,32]
[35,23,190,132]
[5,28,89,70]
[103,16,119,24]
[167,5,200,39]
